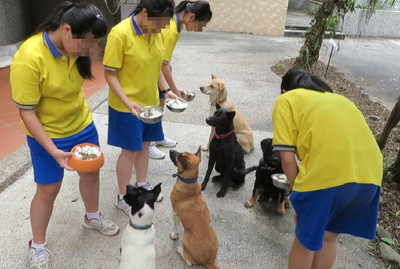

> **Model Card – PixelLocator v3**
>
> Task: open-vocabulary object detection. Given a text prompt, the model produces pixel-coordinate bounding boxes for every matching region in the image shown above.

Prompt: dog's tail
[234,165,258,175]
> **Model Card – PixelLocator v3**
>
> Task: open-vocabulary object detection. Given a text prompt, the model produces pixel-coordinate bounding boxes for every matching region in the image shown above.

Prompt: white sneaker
[136,181,164,202]
[155,137,177,148]
[116,195,130,215]
[83,213,120,236]
[28,240,51,269]
[149,142,165,159]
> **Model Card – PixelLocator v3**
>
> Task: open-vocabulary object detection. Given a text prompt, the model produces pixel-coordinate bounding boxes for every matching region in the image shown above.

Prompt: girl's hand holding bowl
[68,143,104,172]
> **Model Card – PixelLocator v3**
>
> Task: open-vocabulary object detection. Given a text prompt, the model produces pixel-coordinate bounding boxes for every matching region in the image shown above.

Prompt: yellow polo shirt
[161,14,182,63]
[103,16,165,112]
[272,88,382,192]
[10,32,92,138]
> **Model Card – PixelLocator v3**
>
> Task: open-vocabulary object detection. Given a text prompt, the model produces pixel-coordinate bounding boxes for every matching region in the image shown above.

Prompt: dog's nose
[199,87,204,92]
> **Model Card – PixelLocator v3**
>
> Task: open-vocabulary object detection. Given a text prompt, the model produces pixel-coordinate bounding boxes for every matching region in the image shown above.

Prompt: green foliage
[326,15,340,31]
[383,156,395,171]
[308,8,319,16]
[381,237,400,252]
[356,0,399,10]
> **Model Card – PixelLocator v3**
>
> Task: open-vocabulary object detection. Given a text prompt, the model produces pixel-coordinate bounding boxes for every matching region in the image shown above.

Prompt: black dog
[243,138,289,215]
[201,107,246,198]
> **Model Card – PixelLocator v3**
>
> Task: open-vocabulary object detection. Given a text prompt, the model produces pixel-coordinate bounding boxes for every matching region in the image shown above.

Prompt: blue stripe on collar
[172,173,198,183]
[43,32,62,58]
[131,15,143,35]
[129,220,153,230]
[175,13,181,33]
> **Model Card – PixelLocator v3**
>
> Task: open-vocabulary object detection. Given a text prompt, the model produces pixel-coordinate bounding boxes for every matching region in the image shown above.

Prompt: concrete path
[0,31,390,268]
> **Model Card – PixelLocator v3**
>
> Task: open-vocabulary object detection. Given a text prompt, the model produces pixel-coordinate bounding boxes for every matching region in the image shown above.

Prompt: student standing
[272,69,383,269]
[10,2,120,268]
[149,0,213,159]
[103,0,175,214]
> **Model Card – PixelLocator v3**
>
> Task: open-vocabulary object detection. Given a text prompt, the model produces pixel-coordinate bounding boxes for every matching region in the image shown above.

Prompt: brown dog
[169,147,219,269]
[200,74,255,154]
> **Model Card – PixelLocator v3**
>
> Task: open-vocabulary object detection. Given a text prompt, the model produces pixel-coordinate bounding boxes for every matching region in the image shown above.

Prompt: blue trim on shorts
[27,122,99,185]
[108,107,164,151]
[290,182,380,251]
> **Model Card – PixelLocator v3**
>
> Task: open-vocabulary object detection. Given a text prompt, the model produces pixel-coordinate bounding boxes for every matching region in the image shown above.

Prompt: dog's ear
[228,111,236,119]
[126,184,139,195]
[151,183,162,202]
[124,184,140,206]
[177,154,189,171]
[216,103,222,110]
[195,146,202,161]
[211,73,217,79]
[218,81,226,92]
[261,138,272,153]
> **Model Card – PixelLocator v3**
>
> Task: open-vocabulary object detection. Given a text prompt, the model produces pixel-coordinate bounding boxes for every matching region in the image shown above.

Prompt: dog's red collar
[215,130,234,140]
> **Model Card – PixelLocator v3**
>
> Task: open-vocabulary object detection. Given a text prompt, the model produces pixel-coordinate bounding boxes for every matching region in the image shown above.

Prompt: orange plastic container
[68,143,104,172]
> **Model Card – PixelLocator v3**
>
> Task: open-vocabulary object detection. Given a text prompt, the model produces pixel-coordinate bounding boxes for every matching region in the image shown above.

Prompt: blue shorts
[108,107,164,151]
[290,182,380,251]
[27,122,99,185]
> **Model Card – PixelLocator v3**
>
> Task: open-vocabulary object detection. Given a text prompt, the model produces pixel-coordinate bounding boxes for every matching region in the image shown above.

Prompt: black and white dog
[119,183,162,269]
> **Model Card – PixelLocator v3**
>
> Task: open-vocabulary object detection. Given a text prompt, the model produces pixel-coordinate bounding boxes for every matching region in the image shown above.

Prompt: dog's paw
[232,182,244,190]
[244,200,254,208]
[276,209,285,216]
[177,245,184,256]
[201,145,209,151]
[170,232,179,240]
[177,246,192,266]
[216,190,226,198]
[212,175,223,182]
[285,201,290,209]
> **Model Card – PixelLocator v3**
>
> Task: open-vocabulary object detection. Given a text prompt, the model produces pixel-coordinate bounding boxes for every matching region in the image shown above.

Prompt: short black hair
[281,69,333,93]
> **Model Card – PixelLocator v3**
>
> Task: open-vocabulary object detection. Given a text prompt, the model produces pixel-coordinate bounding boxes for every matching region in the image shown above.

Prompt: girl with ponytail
[103,0,175,212]
[10,2,119,268]
[148,0,212,158]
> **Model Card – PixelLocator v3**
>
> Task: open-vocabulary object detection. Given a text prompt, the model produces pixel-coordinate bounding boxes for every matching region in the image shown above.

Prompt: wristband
[160,88,171,94]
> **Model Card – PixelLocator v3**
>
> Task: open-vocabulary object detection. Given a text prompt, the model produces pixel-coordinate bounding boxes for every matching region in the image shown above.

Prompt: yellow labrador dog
[169,147,220,269]
[200,74,254,154]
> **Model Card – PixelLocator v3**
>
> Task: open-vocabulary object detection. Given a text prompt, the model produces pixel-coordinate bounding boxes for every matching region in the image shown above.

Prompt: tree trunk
[385,147,400,185]
[377,95,400,150]
[294,0,338,71]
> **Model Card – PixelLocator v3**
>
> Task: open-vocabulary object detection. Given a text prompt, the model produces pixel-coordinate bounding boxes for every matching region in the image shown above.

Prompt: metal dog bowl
[166,98,188,112]
[182,90,195,102]
[271,173,290,190]
[138,106,164,124]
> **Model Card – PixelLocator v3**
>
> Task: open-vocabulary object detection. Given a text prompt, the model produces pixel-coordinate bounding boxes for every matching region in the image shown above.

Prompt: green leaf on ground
[381,237,396,245]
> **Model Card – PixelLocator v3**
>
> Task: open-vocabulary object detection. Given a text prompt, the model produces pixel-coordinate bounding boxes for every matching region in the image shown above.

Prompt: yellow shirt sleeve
[103,30,125,70]
[10,60,41,109]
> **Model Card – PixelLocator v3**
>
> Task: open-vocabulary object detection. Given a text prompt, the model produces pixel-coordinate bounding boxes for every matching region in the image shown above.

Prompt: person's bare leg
[288,236,314,269]
[116,148,137,194]
[134,142,150,184]
[79,171,100,212]
[30,181,62,244]
[311,231,338,269]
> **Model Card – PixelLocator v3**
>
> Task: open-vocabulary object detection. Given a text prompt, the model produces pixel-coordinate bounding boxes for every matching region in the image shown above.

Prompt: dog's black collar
[129,220,153,230]
[172,173,198,184]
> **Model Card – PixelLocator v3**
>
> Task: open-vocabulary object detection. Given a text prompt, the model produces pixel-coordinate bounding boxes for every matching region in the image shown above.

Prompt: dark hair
[281,68,333,93]
[176,0,212,22]
[36,1,107,79]
[131,0,175,17]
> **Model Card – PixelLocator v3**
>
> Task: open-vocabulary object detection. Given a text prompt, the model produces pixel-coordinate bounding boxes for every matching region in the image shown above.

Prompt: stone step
[284,29,346,40]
